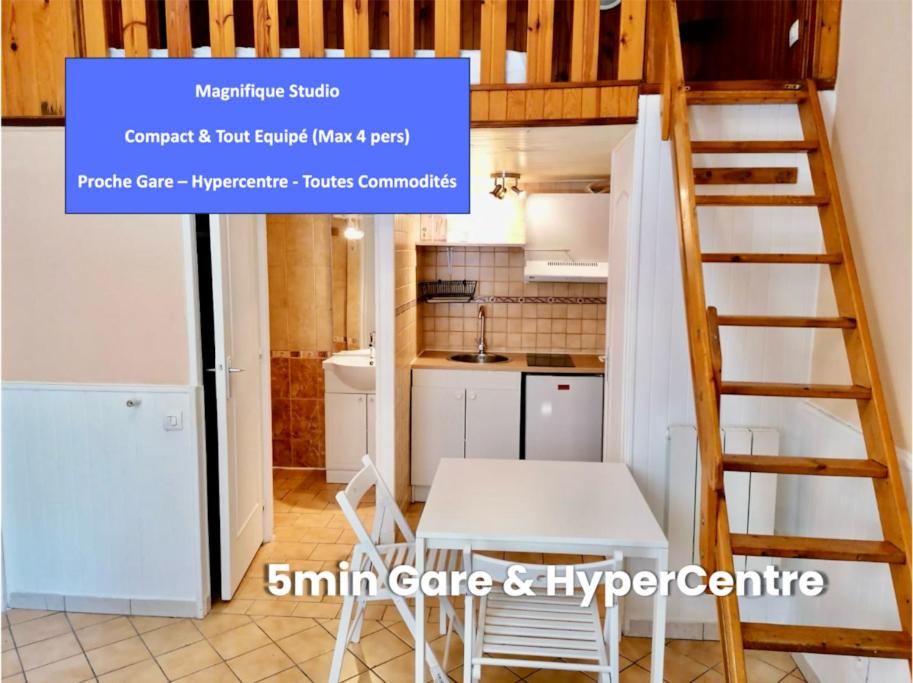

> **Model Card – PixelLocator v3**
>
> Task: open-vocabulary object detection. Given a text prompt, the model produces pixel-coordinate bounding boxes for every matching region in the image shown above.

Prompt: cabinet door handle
[357,396,364,402]
[469,392,477,400]
[455,392,463,400]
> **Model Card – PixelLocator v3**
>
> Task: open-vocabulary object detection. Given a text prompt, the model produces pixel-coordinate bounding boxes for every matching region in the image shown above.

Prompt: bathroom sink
[449,353,510,364]
[323,349,375,393]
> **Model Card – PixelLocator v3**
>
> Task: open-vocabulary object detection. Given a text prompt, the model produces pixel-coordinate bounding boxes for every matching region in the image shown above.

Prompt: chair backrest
[469,551,624,589]
[336,454,416,550]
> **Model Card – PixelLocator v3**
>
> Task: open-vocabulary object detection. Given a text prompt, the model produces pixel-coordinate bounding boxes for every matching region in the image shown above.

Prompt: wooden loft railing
[2,0,646,124]
[659,0,911,680]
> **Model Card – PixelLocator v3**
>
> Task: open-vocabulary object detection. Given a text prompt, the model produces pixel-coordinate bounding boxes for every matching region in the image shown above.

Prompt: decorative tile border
[270,350,330,359]
[421,296,607,305]
[395,298,418,316]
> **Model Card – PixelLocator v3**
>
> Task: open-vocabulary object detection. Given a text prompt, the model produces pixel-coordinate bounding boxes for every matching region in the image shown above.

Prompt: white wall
[1,128,208,616]
[1,128,191,385]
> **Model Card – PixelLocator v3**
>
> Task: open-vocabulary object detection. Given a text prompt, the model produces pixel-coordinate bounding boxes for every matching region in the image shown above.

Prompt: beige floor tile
[18,631,82,670]
[24,653,93,683]
[448,664,522,682]
[75,616,137,651]
[620,636,653,663]
[525,670,595,682]
[618,665,652,682]
[2,648,22,676]
[342,671,384,683]
[193,614,251,639]
[227,643,295,683]
[174,662,240,682]
[667,639,723,669]
[67,613,120,631]
[10,613,72,646]
[308,544,352,562]
[641,647,710,683]
[210,601,254,616]
[156,640,222,680]
[1,629,13,652]
[429,632,463,672]
[290,602,339,619]
[299,649,368,681]
[6,609,52,625]
[1,675,24,683]
[258,667,310,682]
[745,649,797,674]
[86,636,152,676]
[246,601,298,617]
[346,628,411,668]
[97,659,167,683]
[371,651,437,683]
[785,673,805,682]
[694,669,725,682]
[254,616,316,641]
[208,622,271,660]
[129,616,183,635]
[320,618,384,642]
[713,656,785,683]
[276,624,336,663]
[141,620,204,656]
[297,527,344,543]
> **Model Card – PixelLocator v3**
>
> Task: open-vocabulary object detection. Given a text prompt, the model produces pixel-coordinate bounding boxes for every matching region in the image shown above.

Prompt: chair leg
[441,617,454,672]
[349,597,367,643]
[439,600,447,635]
[608,601,620,683]
[329,594,356,683]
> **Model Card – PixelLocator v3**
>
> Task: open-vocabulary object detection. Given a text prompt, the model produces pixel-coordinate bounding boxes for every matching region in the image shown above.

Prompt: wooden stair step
[730,534,905,563]
[702,253,843,264]
[720,382,872,399]
[741,623,911,659]
[686,88,808,105]
[716,315,856,329]
[695,194,829,206]
[691,140,817,153]
[723,455,887,478]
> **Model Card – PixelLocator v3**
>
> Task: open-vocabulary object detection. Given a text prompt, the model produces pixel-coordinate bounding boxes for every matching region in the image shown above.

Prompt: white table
[415,459,669,683]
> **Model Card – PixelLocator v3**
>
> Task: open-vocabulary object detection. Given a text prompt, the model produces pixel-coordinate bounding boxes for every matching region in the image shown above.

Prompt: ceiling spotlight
[342,215,364,240]
[490,172,521,200]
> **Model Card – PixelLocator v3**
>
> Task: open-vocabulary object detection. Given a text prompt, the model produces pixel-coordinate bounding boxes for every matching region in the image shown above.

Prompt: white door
[605,127,640,463]
[325,393,368,481]
[411,385,465,487]
[211,214,266,600]
[465,388,520,460]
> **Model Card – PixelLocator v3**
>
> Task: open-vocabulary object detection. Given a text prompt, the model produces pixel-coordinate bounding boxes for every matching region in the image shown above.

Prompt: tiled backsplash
[419,246,606,354]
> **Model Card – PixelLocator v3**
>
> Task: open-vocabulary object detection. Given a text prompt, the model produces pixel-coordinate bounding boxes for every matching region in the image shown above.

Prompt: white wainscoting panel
[2,382,208,617]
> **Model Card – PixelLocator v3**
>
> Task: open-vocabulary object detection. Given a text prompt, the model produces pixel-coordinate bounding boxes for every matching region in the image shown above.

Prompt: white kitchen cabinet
[465,388,521,460]
[325,392,373,483]
[411,385,466,491]
[411,369,521,501]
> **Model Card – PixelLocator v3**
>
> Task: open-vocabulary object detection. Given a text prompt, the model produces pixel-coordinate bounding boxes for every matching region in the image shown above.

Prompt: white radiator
[668,425,780,573]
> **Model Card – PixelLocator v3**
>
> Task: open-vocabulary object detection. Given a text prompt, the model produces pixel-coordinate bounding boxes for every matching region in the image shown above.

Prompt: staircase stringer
[799,80,913,633]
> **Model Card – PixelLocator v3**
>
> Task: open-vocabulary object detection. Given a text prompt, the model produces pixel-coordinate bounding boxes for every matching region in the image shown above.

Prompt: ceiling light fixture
[490,172,521,200]
[342,215,365,240]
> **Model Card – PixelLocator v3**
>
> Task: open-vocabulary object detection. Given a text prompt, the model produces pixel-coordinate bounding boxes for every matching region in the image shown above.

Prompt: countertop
[412,350,605,374]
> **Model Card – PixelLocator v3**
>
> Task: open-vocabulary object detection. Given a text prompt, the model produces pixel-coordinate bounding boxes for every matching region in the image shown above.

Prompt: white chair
[330,455,463,683]
[464,551,624,683]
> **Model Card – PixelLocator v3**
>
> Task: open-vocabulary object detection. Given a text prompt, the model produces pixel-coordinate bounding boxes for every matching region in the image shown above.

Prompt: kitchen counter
[413,350,605,374]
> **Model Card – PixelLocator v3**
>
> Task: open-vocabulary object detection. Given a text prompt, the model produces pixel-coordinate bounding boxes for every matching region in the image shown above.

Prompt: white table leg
[416,536,426,682]
[463,580,473,683]
[649,549,668,683]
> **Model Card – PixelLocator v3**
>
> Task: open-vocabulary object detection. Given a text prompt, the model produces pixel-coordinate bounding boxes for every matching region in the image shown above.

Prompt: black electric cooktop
[526,353,575,368]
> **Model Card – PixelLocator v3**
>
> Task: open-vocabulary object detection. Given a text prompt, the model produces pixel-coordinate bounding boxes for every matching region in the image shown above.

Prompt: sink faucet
[477,305,487,355]
[369,331,376,366]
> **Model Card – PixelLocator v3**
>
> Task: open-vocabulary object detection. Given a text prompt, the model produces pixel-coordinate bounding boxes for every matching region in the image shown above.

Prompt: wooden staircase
[659,2,912,679]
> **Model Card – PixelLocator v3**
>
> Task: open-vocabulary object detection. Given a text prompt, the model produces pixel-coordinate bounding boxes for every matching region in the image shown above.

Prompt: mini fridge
[523,374,604,461]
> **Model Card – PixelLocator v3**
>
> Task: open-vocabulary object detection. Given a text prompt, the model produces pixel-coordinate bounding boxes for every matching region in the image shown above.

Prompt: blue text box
[65,58,469,214]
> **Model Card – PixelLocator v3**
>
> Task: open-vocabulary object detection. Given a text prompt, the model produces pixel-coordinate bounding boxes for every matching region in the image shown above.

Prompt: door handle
[228,367,245,373]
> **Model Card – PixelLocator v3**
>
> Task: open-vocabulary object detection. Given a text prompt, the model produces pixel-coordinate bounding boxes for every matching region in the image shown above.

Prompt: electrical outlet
[164,411,183,431]
[789,19,800,47]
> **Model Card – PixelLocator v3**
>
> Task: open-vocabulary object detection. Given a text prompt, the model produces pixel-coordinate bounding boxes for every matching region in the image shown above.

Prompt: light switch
[789,20,800,47]
[164,411,183,431]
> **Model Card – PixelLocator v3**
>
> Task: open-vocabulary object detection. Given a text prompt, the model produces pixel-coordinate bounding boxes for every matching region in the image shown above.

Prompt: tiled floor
[2,469,807,683]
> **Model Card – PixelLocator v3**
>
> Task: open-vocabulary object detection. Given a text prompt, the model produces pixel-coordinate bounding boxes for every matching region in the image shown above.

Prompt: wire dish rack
[419,280,477,303]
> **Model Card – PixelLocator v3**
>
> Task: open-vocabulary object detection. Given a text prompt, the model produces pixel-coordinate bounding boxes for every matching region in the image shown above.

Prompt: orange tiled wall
[418,246,606,354]
[266,215,334,468]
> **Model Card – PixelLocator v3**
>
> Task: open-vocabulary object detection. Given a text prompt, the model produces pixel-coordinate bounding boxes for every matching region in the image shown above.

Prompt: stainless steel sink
[449,353,510,364]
